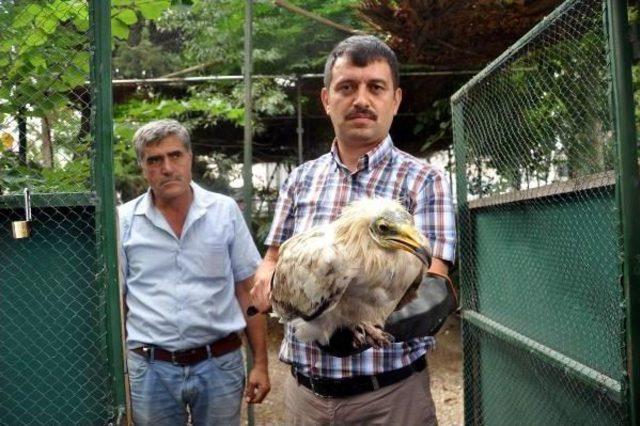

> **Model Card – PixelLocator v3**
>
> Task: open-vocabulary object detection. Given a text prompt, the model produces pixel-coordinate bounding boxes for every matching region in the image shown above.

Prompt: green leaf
[24,29,48,48]
[138,1,171,20]
[114,9,138,25]
[28,55,46,69]
[38,15,59,35]
[113,0,135,5]
[73,9,90,32]
[13,4,43,28]
[0,39,14,53]
[111,19,130,40]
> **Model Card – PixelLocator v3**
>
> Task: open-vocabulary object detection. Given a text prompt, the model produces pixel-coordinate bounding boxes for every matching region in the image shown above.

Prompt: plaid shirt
[265,136,456,378]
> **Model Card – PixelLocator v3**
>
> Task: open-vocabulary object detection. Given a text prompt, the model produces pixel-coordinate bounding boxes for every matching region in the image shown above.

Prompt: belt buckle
[371,376,380,391]
[171,351,179,366]
[308,375,330,399]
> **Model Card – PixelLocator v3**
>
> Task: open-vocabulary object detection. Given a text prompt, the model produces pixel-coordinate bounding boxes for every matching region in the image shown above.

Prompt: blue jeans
[127,348,245,426]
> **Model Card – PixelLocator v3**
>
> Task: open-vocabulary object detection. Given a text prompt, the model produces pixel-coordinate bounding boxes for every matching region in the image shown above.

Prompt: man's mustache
[160,177,181,185]
[345,108,377,121]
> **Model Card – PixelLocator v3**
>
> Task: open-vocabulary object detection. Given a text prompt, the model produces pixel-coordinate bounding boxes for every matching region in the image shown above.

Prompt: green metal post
[607,0,640,423]
[90,0,127,422]
[243,0,254,227]
[452,100,482,425]
[243,2,255,425]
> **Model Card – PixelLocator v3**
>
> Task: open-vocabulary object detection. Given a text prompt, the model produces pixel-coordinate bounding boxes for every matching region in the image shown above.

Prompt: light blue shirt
[119,182,261,351]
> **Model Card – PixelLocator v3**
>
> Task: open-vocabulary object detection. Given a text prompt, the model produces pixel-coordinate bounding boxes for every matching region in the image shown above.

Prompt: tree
[0,0,172,193]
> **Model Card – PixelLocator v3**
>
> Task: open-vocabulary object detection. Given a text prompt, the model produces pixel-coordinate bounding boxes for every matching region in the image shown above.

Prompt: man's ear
[321,87,330,114]
[393,87,402,115]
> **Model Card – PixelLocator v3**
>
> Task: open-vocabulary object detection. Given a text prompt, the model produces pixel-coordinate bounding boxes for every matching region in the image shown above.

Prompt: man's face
[140,134,193,204]
[321,57,402,148]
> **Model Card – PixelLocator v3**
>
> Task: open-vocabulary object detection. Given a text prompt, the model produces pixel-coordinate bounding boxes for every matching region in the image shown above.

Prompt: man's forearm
[236,276,268,367]
[429,257,450,276]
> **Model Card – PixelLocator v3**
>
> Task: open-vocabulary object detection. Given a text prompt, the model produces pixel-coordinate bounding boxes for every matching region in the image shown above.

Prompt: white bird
[270,198,431,349]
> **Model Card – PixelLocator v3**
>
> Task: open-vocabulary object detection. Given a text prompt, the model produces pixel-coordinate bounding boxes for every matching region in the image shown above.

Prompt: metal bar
[607,0,640,422]
[468,171,616,209]
[0,193,98,209]
[243,2,255,425]
[296,78,303,165]
[110,70,481,86]
[242,0,254,228]
[89,0,127,423]
[452,101,482,425]
[451,0,580,102]
[464,311,623,402]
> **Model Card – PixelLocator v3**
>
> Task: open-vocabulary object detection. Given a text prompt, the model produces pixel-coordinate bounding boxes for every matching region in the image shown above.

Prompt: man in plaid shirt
[251,35,456,425]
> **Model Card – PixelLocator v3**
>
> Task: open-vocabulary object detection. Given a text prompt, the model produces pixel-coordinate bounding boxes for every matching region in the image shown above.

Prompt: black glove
[384,273,458,341]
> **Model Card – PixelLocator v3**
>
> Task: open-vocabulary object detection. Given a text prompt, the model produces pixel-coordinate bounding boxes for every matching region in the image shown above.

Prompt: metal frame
[90,0,126,422]
[453,0,639,423]
[607,0,640,423]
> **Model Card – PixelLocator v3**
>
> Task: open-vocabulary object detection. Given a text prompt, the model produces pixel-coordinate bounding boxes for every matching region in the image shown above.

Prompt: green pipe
[452,101,483,425]
[243,2,256,425]
[464,311,622,402]
[607,0,640,423]
[89,0,127,422]
[242,0,254,228]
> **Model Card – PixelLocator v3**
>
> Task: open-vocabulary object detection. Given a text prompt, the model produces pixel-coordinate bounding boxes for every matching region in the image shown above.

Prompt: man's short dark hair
[323,35,400,89]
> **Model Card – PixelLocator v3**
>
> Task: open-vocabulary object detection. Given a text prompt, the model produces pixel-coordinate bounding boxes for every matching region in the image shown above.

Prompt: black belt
[132,333,242,366]
[291,356,426,398]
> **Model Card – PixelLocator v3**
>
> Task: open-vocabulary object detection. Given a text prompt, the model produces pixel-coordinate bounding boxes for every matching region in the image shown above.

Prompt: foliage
[460,28,615,196]
[0,0,172,194]
[155,0,362,76]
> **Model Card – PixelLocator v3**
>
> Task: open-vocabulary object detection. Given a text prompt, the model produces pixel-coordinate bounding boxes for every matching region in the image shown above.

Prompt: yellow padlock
[11,188,32,239]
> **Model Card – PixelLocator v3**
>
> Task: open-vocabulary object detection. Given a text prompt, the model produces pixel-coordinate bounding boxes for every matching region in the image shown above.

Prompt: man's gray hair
[133,119,191,164]
[323,35,400,89]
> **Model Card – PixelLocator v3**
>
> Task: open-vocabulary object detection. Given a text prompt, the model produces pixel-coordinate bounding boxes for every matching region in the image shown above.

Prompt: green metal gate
[0,1,125,424]
[452,0,640,424]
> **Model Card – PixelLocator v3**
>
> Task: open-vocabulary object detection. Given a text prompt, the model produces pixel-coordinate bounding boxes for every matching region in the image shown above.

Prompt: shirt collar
[330,135,394,173]
[133,181,214,217]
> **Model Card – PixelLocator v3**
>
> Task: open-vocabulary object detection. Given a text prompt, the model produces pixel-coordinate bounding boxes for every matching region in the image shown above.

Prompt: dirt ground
[242,315,464,425]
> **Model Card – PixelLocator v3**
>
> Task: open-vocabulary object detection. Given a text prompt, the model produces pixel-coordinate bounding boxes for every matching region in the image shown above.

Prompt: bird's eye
[378,223,390,233]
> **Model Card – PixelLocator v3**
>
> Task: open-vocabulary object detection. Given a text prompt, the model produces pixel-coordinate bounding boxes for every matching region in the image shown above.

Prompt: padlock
[11,188,32,239]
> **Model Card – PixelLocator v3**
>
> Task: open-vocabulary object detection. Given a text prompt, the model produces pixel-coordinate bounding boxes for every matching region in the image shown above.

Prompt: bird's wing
[393,267,425,311]
[271,225,356,322]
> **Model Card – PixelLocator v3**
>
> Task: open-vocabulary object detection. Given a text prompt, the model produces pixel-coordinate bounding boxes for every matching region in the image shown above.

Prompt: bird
[269,198,431,350]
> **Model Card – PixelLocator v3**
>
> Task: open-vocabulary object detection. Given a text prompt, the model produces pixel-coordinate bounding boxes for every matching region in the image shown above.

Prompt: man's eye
[170,152,183,159]
[147,157,160,165]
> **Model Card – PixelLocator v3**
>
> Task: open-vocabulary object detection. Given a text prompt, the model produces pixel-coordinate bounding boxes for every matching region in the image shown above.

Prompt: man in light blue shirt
[119,119,270,425]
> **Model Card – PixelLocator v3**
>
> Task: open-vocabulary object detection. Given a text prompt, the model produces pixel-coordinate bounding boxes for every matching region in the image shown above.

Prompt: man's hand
[245,364,270,403]
[249,246,279,314]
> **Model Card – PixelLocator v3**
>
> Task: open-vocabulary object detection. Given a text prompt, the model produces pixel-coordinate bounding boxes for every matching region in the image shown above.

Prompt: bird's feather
[270,198,431,347]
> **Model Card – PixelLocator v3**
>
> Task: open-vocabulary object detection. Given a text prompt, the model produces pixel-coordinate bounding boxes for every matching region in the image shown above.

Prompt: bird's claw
[352,323,394,348]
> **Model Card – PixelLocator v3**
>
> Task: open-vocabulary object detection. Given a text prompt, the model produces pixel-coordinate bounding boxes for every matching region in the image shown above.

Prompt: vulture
[270,198,431,349]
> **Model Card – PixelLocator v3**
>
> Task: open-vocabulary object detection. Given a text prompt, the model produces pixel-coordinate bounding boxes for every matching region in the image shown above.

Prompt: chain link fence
[0,1,124,424]
[452,0,628,425]
[452,0,636,424]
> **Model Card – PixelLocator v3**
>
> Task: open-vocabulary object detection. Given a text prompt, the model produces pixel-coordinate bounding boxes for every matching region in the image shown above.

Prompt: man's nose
[353,84,370,108]
[160,156,174,174]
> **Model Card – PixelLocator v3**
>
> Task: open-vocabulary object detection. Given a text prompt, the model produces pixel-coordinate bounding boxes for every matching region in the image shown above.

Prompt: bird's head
[336,198,431,267]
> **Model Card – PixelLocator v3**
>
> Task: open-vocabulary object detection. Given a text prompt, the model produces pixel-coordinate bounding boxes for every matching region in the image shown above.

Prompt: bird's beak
[390,224,431,268]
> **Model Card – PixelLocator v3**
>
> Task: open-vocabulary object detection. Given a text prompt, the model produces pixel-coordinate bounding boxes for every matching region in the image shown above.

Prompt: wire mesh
[452,0,628,424]
[0,2,117,424]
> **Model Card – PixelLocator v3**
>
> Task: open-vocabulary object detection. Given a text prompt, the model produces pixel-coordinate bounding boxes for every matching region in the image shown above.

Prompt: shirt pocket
[187,241,230,280]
